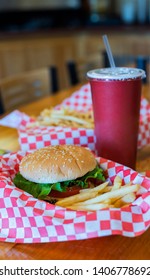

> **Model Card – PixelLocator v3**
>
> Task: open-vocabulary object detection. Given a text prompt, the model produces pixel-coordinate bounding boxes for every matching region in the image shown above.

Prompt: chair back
[66,59,100,86]
[0,67,58,114]
[67,61,79,85]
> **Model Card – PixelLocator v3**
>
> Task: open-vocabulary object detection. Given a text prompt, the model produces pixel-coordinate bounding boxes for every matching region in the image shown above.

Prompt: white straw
[102,34,116,68]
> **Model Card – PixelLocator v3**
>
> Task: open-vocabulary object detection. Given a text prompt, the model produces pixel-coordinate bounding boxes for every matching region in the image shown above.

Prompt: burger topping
[13,165,106,200]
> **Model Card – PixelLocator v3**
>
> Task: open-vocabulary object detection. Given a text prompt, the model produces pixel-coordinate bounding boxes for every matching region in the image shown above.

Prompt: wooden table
[0,83,150,260]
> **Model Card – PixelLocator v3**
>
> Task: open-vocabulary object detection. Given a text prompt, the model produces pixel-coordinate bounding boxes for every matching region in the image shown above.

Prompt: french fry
[56,175,141,211]
[103,198,112,204]
[113,192,136,208]
[79,181,109,193]
[29,106,94,129]
[67,203,114,211]
[56,189,98,208]
[101,186,112,193]
[111,175,122,191]
[73,184,140,206]
[122,181,133,187]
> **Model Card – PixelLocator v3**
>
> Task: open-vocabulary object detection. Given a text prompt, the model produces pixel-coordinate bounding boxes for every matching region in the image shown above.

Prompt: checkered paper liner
[1,83,149,152]
[0,150,150,243]
[17,84,96,152]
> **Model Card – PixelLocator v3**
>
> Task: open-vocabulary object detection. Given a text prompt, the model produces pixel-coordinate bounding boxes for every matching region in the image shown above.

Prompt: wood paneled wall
[0,30,149,89]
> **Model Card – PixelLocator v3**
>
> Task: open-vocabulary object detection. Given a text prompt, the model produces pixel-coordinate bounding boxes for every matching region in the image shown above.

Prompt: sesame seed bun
[20,145,97,184]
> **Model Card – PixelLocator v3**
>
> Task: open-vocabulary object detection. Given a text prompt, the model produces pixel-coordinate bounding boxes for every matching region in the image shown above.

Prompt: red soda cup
[87,67,146,169]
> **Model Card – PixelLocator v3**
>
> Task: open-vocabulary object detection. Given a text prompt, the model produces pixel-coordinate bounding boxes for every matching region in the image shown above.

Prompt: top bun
[20,145,97,184]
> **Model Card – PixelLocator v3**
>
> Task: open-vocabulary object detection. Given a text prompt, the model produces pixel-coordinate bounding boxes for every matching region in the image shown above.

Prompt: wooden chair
[66,61,79,85]
[0,66,59,114]
[66,58,100,86]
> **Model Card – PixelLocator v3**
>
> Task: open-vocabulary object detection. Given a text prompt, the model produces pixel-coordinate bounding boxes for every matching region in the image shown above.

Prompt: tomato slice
[50,185,81,198]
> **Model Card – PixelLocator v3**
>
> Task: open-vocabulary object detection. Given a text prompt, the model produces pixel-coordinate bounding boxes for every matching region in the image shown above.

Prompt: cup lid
[87,67,146,80]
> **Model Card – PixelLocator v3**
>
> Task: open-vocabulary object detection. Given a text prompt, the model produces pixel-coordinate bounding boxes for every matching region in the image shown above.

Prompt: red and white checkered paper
[0,150,149,243]
[18,84,150,152]
[0,83,150,152]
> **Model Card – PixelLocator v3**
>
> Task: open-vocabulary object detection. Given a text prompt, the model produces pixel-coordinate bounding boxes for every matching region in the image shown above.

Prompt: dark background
[0,0,149,34]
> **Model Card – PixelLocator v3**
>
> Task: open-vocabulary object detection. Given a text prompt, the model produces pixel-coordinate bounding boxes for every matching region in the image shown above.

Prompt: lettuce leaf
[13,165,105,200]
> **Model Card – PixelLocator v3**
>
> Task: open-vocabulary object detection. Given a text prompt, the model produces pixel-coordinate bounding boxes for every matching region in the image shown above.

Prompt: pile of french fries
[56,176,140,211]
[29,107,94,129]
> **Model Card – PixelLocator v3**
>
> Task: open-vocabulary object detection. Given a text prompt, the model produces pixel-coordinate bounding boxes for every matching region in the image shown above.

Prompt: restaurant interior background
[0,0,149,92]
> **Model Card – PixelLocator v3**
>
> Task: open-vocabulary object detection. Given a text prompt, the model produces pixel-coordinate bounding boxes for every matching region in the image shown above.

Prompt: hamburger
[13,145,106,203]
